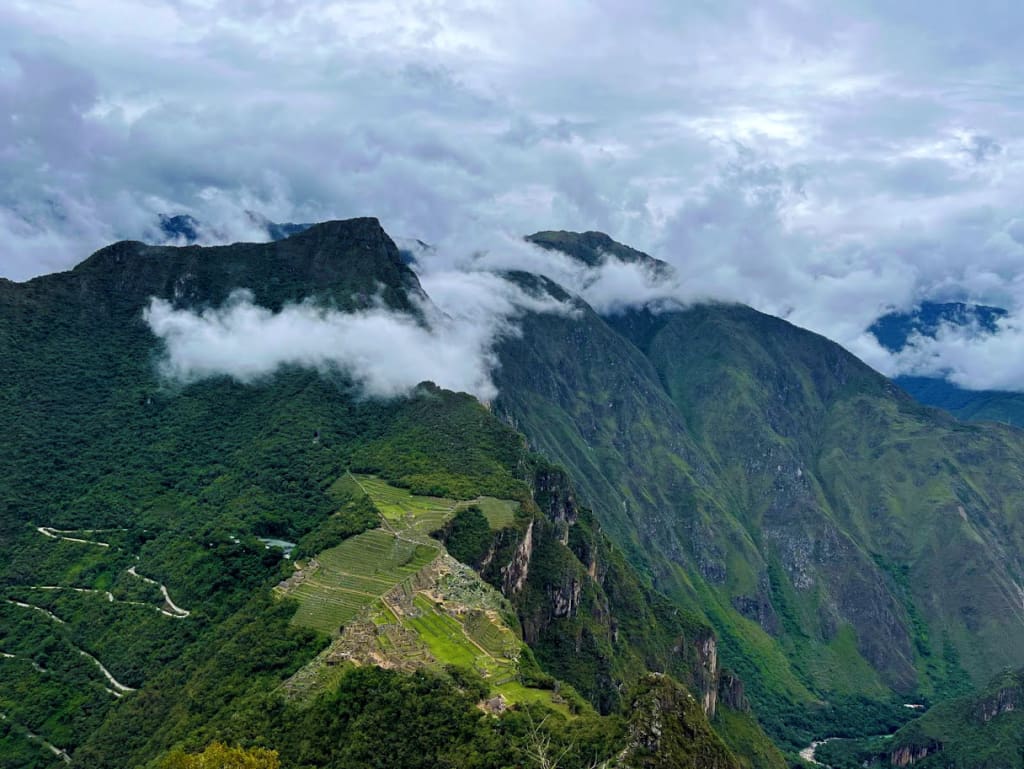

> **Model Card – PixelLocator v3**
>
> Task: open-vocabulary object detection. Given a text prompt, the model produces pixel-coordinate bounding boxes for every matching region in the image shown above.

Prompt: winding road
[35,527,116,547]
[126,566,190,617]
[0,712,71,764]
[6,597,136,695]
[11,524,197,761]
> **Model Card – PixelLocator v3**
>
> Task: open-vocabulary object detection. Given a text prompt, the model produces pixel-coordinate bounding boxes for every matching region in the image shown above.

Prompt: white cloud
[868,313,1024,392]
[144,274,574,400]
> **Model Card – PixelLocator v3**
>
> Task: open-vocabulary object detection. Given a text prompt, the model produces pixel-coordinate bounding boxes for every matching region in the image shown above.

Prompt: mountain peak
[525,229,671,274]
[52,217,422,315]
[289,216,385,243]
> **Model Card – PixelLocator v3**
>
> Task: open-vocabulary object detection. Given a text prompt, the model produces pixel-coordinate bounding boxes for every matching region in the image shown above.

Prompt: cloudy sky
[4,0,1024,387]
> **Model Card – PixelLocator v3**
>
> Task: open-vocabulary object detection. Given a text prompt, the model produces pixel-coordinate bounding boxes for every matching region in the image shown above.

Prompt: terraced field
[351,474,519,534]
[352,475,455,535]
[286,530,439,635]
[283,475,561,708]
[401,597,570,712]
[463,610,519,658]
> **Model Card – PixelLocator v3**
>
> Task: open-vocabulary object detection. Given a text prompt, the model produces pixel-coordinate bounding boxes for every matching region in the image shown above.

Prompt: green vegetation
[871,667,1024,769]
[435,506,493,566]
[160,742,280,769]
[713,707,788,769]
[491,232,1024,750]
[291,475,380,560]
[15,220,1012,767]
[617,674,741,769]
[474,496,520,529]
[351,474,455,528]
[281,470,583,713]
[0,220,564,765]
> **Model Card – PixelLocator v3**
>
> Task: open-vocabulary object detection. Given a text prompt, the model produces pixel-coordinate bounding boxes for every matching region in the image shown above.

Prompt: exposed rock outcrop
[717,670,749,713]
[975,679,1021,722]
[890,742,940,767]
[612,674,740,769]
[694,632,719,717]
[501,520,534,596]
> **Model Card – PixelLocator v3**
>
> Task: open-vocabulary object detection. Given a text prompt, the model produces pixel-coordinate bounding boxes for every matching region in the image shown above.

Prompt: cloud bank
[868,313,1024,392]
[144,275,574,400]
[8,1,1024,389]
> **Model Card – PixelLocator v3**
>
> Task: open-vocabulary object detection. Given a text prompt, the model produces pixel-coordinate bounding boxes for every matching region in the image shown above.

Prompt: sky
[5,0,1024,389]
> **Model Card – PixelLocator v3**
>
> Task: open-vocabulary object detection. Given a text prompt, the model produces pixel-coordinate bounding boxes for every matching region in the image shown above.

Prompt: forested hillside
[0,220,779,768]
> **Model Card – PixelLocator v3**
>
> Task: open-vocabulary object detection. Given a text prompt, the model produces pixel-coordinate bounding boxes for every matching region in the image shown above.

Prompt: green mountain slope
[869,302,1024,428]
[883,667,1024,768]
[492,232,1024,746]
[895,375,1024,428]
[0,220,779,768]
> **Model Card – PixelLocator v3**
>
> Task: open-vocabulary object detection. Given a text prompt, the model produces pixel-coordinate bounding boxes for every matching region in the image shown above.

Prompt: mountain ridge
[491,231,1024,737]
[7,219,1024,766]
[0,218,788,768]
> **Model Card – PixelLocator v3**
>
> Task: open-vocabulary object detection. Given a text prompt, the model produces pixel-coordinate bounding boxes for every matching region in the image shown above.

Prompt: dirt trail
[30,586,114,602]
[7,599,65,624]
[26,585,174,614]
[126,566,190,617]
[7,599,135,695]
[0,651,47,673]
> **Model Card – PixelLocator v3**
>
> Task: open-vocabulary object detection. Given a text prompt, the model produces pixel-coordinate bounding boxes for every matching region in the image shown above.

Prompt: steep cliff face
[695,633,720,717]
[501,519,534,596]
[718,671,749,713]
[889,743,941,767]
[973,671,1022,722]
[488,461,729,718]
[613,674,740,769]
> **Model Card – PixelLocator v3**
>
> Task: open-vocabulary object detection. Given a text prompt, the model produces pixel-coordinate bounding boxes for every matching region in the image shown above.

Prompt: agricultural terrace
[284,530,438,635]
[282,475,566,711]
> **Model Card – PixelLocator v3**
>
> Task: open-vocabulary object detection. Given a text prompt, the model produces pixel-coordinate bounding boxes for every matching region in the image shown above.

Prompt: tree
[159,742,280,769]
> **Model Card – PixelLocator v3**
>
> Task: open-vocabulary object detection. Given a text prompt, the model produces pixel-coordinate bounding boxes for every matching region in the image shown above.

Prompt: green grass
[405,597,488,671]
[463,609,519,658]
[463,497,519,530]
[399,596,571,713]
[352,474,519,537]
[284,530,439,635]
[352,475,455,523]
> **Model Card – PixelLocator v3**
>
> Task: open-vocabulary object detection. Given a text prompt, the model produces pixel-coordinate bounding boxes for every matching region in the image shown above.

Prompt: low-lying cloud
[870,314,1024,392]
[413,227,688,315]
[144,274,574,400]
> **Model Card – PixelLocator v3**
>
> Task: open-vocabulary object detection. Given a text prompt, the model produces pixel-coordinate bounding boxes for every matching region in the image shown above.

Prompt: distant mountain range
[869,301,1024,427]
